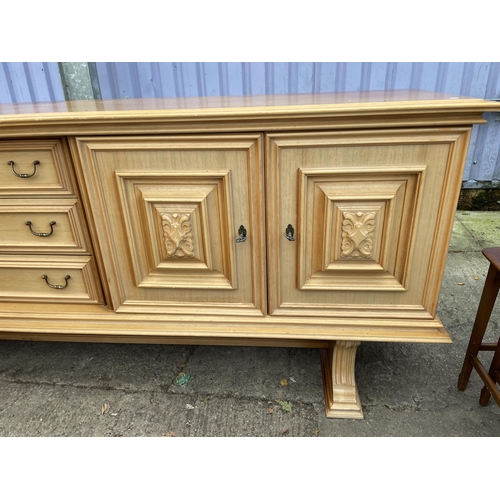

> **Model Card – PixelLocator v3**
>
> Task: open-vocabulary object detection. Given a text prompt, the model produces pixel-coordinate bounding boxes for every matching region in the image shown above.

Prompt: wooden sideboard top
[0,90,498,136]
[1,89,499,115]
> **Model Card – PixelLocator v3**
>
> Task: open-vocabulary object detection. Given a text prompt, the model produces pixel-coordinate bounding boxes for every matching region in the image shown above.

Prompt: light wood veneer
[0,91,498,418]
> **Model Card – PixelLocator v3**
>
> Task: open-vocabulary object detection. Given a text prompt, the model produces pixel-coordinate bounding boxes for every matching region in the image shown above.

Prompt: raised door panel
[74,135,266,316]
[266,129,471,320]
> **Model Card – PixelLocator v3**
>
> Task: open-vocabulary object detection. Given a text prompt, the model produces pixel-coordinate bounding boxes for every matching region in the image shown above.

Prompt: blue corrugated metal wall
[95,62,500,100]
[94,62,500,185]
[0,62,64,103]
[0,62,499,184]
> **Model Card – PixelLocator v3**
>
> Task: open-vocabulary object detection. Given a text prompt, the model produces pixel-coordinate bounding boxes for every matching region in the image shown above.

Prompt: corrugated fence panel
[91,61,500,184]
[95,62,500,183]
[466,63,500,184]
[0,62,64,104]
[0,62,498,182]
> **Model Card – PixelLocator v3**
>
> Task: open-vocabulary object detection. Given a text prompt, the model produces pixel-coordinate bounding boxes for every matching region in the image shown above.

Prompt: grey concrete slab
[0,341,194,392]
[456,210,500,248]
[0,381,195,437]
[438,251,499,345]
[316,400,500,437]
[169,345,324,404]
[181,396,320,437]
[0,372,321,437]
[448,218,481,252]
[1,212,500,436]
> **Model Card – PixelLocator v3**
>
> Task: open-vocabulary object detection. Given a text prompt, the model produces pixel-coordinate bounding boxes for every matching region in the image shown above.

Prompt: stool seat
[458,247,500,407]
[483,246,500,270]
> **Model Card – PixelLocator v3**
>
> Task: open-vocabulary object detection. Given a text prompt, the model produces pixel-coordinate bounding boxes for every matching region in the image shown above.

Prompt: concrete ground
[0,210,499,437]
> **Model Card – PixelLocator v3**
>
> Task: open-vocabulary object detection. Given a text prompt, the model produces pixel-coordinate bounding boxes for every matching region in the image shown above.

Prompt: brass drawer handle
[285,224,295,241]
[236,225,247,243]
[8,160,40,178]
[26,220,56,237]
[41,274,71,289]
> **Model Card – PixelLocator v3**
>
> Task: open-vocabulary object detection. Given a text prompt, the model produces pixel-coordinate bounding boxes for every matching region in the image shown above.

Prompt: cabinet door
[74,135,266,315]
[266,129,471,320]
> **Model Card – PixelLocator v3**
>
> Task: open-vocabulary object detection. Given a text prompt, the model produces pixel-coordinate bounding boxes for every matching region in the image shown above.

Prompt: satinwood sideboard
[1,91,498,418]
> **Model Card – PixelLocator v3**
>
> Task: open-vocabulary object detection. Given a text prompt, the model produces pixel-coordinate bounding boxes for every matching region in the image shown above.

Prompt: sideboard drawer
[0,139,75,197]
[0,255,104,304]
[0,199,90,253]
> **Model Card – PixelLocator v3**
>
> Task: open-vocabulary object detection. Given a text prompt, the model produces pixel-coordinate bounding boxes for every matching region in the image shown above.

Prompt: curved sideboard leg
[320,340,364,419]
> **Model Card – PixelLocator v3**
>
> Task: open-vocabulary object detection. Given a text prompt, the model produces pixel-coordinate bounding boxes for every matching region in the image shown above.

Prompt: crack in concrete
[0,377,323,409]
[382,404,422,412]
[363,402,455,413]
[448,250,482,254]
[360,399,429,413]
[1,377,161,394]
[192,392,323,408]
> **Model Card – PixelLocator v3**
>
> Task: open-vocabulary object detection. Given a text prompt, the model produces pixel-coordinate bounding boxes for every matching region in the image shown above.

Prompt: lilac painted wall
[0,62,64,104]
[0,62,498,183]
[93,62,500,184]
[95,62,500,100]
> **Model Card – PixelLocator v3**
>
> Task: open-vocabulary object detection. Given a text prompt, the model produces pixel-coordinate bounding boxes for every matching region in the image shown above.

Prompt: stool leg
[458,263,500,391]
[478,341,500,406]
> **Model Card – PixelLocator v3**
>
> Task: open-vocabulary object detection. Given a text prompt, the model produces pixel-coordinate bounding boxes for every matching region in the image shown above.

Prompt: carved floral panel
[341,211,376,258]
[161,213,194,258]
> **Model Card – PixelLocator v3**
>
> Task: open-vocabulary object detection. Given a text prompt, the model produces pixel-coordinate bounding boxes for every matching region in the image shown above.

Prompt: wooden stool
[458,247,500,407]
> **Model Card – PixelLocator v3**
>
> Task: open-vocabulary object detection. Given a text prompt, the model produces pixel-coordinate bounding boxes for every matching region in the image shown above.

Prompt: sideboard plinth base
[321,340,364,419]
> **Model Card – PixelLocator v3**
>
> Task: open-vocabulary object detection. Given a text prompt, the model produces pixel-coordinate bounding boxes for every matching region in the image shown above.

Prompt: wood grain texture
[73,135,266,315]
[0,89,498,116]
[0,198,90,253]
[0,255,103,304]
[0,91,497,137]
[0,91,495,419]
[266,128,470,319]
[321,341,364,419]
[0,139,76,196]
